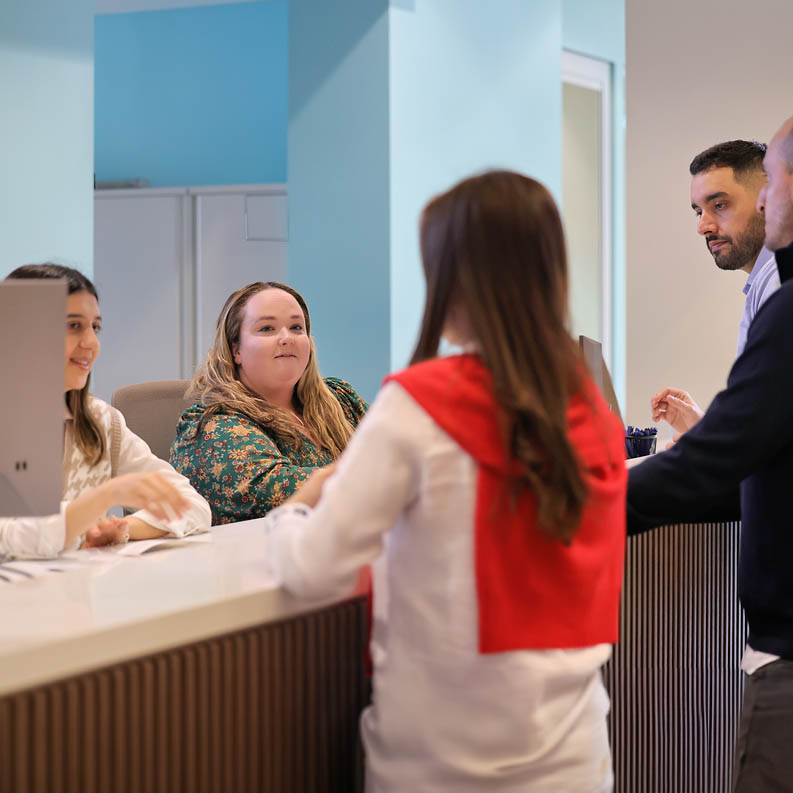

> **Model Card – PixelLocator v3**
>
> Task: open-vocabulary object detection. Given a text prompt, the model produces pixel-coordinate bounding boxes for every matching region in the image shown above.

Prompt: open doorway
[562,50,613,370]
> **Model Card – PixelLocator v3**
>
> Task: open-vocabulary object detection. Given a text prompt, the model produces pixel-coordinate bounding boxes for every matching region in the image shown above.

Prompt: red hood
[385,354,627,653]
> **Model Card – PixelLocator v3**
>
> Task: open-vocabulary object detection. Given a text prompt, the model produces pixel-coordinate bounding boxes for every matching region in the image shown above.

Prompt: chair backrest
[111,380,193,461]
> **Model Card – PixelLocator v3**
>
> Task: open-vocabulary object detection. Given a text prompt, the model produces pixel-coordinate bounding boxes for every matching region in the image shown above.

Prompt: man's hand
[651,387,704,435]
[664,431,685,451]
[285,464,337,509]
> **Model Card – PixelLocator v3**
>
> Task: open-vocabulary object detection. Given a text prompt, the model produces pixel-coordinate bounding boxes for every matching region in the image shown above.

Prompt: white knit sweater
[0,397,210,559]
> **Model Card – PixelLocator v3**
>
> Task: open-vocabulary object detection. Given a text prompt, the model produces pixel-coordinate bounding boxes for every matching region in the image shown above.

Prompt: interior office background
[1,0,790,429]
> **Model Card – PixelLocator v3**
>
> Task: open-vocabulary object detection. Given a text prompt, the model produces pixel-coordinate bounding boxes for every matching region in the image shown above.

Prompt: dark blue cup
[625,434,657,459]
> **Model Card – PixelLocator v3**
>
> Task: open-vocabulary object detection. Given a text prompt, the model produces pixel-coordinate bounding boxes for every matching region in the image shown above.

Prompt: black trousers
[732,659,793,793]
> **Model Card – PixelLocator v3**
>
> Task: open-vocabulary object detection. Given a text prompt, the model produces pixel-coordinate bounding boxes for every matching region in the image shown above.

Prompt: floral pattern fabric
[169,378,367,525]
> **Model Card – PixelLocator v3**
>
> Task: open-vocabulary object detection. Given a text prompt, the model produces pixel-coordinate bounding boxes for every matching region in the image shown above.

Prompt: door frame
[562,50,613,369]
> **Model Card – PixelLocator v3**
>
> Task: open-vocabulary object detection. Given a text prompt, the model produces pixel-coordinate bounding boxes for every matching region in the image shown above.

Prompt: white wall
[625,0,793,432]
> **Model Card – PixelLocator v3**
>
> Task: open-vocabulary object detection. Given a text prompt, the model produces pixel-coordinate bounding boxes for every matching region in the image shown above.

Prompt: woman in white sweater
[265,172,627,792]
[0,264,211,559]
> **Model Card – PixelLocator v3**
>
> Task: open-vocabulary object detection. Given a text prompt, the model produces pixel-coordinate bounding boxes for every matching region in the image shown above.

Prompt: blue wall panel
[288,0,391,402]
[290,0,566,399]
[389,0,563,372]
[563,0,626,408]
[1,0,94,275]
[95,1,287,187]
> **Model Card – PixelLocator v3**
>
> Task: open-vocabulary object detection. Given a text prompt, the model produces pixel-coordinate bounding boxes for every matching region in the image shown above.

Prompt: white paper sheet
[114,532,212,557]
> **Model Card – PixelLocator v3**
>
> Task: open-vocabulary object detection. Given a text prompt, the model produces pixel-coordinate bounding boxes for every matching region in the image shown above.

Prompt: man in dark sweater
[628,116,793,793]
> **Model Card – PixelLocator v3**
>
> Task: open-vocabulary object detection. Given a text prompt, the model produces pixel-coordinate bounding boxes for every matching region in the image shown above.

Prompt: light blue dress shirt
[737,248,780,356]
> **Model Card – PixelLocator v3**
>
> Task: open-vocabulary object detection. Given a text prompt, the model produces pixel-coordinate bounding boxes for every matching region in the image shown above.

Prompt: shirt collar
[743,246,774,295]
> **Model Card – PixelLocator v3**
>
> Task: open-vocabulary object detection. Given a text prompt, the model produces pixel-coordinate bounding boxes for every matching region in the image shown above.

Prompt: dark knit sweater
[627,240,793,659]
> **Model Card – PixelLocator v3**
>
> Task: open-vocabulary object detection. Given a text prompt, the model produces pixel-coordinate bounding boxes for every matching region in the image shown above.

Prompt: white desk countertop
[0,519,354,696]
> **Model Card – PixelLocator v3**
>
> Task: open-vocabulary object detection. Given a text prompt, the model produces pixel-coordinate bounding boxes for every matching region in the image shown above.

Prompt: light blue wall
[101,0,623,402]
[95,1,287,187]
[389,0,562,372]
[562,0,626,410]
[0,0,94,276]
[288,0,391,401]
[563,0,624,61]
[290,1,565,400]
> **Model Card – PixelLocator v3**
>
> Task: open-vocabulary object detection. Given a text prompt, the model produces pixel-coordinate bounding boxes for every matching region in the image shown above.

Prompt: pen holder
[625,427,658,459]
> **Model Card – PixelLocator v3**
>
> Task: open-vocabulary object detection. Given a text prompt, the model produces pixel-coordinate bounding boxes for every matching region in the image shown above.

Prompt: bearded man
[651,140,779,437]
[628,116,793,793]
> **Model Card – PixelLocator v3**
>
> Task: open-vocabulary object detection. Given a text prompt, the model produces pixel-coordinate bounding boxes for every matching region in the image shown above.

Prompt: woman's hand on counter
[285,464,337,509]
[105,472,189,523]
[82,516,129,548]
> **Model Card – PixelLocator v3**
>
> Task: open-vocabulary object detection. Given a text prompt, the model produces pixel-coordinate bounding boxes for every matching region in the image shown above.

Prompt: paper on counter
[115,532,212,557]
[0,552,119,582]
[0,560,57,580]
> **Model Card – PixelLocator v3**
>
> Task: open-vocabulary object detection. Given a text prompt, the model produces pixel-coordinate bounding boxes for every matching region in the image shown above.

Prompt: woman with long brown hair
[262,172,627,791]
[170,281,367,524]
[0,264,210,559]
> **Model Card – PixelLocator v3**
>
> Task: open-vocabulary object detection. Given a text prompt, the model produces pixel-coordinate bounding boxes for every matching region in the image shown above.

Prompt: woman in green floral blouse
[170,282,367,524]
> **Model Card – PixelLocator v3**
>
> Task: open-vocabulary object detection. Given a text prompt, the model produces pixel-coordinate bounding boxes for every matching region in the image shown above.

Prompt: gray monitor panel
[0,280,66,516]
[579,335,624,427]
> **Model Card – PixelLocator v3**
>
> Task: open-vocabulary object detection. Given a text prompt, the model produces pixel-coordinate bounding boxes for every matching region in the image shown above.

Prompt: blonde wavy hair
[188,282,354,456]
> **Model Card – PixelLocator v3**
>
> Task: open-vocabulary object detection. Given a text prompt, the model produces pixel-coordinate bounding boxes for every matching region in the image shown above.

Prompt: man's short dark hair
[689,140,767,179]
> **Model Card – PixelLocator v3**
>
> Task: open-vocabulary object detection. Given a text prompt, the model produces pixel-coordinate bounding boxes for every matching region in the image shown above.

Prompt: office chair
[111,380,193,461]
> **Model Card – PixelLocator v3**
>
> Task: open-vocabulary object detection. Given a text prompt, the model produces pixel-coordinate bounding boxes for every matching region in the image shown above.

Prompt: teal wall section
[563,0,624,60]
[0,1,626,407]
[288,0,391,401]
[0,0,94,276]
[289,0,566,401]
[562,0,626,410]
[389,0,562,372]
[92,0,623,402]
[95,1,287,187]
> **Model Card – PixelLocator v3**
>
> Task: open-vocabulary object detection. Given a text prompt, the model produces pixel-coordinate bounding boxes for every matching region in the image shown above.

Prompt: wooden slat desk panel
[0,595,368,793]
[0,520,369,793]
[604,521,746,793]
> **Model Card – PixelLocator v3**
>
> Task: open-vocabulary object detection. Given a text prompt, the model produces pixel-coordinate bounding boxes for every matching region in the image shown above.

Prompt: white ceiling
[96,0,260,14]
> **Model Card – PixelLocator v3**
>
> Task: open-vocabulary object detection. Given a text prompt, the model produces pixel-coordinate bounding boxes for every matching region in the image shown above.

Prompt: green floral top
[169,378,368,525]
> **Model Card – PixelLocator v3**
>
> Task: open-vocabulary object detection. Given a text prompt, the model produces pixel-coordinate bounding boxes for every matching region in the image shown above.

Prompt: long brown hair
[188,282,354,456]
[412,171,587,543]
[6,263,105,466]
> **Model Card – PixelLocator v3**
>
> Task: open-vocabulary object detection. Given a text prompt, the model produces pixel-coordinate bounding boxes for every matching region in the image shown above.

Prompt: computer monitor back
[0,280,66,516]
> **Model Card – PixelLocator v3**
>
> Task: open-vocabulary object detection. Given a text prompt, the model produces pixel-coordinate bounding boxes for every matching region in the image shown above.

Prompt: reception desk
[1,517,746,793]
[0,521,369,793]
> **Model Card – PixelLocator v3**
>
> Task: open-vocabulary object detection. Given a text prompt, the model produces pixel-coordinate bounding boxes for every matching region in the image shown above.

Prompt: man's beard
[707,212,766,271]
